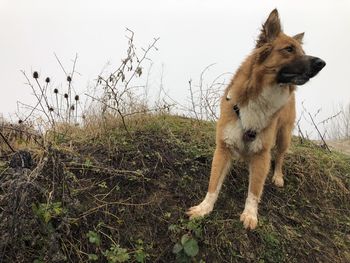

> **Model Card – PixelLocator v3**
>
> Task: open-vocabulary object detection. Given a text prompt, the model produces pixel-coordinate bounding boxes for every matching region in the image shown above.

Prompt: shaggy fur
[187,9,325,229]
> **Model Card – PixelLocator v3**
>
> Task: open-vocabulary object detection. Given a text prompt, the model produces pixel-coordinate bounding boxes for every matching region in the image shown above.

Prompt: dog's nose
[311,57,326,71]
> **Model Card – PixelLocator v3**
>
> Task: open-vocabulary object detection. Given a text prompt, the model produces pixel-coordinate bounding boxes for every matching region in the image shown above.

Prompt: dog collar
[233,104,240,118]
[233,104,257,142]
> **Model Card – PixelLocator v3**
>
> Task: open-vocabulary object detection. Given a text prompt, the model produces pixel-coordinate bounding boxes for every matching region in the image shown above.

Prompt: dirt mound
[327,140,350,156]
[0,115,349,262]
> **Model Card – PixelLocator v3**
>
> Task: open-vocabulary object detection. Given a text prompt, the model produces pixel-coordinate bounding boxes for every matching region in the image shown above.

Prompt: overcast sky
[1,0,349,137]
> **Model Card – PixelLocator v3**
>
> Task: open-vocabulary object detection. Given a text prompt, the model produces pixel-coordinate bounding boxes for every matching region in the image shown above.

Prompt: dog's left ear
[256,9,282,47]
[293,32,304,44]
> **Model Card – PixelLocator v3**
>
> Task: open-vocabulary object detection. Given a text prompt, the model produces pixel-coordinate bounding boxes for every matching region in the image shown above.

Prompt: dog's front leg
[187,145,232,219]
[240,150,271,229]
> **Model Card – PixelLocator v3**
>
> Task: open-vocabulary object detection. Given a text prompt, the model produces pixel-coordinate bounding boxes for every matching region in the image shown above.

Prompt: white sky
[1,0,350,138]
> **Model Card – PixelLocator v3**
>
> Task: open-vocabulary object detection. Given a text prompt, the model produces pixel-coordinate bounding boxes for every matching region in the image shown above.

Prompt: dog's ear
[256,44,273,64]
[256,9,282,47]
[293,32,304,44]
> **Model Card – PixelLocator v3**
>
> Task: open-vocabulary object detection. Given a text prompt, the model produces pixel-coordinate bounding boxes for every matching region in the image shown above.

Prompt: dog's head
[255,9,325,85]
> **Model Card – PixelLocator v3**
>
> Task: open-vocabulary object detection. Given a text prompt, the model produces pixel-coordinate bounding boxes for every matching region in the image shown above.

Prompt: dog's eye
[284,46,294,53]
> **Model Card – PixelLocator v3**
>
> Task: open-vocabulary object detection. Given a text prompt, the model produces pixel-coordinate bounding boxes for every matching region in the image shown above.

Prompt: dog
[187,9,325,229]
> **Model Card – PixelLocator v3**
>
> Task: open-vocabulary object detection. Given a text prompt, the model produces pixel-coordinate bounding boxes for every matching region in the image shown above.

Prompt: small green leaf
[87,231,101,246]
[183,238,199,257]
[164,212,171,218]
[136,239,143,245]
[84,159,92,168]
[172,243,183,254]
[135,250,147,262]
[115,248,130,262]
[43,211,51,223]
[53,206,62,215]
[181,234,190,245]
[98,181,108,188]
[104,245,130,263]
[168,224,178,232]
[88,254,99,261]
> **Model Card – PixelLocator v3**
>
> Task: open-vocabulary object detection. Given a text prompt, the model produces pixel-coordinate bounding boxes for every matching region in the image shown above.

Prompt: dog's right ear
[256,9,282,47]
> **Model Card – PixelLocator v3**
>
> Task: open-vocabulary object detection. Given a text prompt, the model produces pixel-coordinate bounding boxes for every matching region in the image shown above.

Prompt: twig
[34,78,55,127]
[0,131,15,153]
[318,111,342,125]
[198,63,216,119]
[68,54,78,123]
[93,29,160,137]
[307,111,331,152]
[188,79,200,121]
[21,71,52,125]
[301,102,331,152]
[296,113,305,143]
[1,124,44,149]
[124,36,159,89]
[54,52,68,76]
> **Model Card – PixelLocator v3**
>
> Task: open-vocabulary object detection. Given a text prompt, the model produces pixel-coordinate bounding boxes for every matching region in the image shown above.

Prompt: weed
[133,239,149,263]
[87,231,101,247]
[32,201,66,225]
[103,244,130,263]
[170,218,203,262]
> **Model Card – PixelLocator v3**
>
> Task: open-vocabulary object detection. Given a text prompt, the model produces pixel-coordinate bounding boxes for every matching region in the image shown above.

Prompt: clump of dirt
[0,149,77,262]
[0,115,349,263]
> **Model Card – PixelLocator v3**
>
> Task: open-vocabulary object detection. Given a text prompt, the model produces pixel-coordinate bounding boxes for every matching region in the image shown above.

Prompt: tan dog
[187,9,325,229]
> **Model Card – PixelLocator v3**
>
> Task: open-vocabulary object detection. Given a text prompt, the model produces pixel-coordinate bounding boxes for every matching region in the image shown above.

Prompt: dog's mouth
[277,56,326,86]
[277,72,310,85]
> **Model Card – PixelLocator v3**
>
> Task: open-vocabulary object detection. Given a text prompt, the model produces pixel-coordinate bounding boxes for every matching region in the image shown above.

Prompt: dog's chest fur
[223,85,290,154]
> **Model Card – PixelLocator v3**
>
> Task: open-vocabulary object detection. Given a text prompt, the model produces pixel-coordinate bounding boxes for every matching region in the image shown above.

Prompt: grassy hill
[1,114,350,263]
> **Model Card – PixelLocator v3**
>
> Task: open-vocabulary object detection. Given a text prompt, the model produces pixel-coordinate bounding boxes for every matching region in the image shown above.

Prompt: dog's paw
[186,203,212,219]
[240,211,258,230]
[272,173,284,187]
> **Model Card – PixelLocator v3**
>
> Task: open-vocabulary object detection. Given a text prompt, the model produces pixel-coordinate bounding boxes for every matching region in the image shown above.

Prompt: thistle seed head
[33,71,39,79]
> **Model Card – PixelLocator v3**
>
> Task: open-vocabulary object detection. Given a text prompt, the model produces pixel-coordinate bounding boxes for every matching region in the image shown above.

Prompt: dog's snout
[311,57,326,71]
